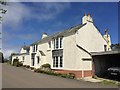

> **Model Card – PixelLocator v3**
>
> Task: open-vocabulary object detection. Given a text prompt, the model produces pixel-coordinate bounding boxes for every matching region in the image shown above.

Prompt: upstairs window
[32,45,36,52]
[56,38,59,49]
[60,37,63,48]
[36,45,38,51]
[54,37,63,49]
[48,41,51,49]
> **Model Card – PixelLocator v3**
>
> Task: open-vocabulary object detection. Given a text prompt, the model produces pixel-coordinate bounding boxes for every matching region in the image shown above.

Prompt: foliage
[23,65,27,67]
[13,59,19,66]
[41,63,51,69]
[30,67,35,70]
[13,59,23,67]
[111,43,120,51]
[0,0,7,22]
[26,65,30,68]
[34,68,75,79]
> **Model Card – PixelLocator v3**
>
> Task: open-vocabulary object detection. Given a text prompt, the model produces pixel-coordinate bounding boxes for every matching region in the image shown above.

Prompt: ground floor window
[22,56,25,62]
[37,56,40,64]
[31,53,35,66]
[53,56,63,68]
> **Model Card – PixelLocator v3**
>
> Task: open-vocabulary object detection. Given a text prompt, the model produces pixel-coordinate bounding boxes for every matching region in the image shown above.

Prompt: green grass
[100,79,120,86]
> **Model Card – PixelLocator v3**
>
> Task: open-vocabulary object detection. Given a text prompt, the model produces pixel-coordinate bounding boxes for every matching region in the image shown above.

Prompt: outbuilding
[91,50,120,77]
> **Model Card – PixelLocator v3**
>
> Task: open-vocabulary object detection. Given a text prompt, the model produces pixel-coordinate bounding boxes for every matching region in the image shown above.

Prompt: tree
[111,43,120,51]
[0,0,7,22]
[0,0,7,51]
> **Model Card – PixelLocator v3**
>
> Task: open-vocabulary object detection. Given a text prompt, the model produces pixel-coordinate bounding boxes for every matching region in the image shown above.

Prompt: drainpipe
[82,59,84,79]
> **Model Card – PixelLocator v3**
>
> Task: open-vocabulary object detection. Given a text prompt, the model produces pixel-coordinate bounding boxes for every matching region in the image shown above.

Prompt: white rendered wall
[76,22,107,53]
[20,48,27,53]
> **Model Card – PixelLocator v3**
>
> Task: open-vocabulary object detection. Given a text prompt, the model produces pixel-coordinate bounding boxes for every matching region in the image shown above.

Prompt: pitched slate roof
[22,46,30,51]
[12,53,29,56]
[32,23,86,45]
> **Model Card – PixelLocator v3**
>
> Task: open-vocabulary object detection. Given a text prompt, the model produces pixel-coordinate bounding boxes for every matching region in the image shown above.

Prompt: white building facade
[12,14,111,78]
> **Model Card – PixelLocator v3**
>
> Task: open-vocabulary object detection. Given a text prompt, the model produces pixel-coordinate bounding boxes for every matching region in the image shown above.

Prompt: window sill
[52,67,63,69]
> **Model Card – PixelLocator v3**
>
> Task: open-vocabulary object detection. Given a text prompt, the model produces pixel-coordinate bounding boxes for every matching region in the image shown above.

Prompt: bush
[33,68,76,79]
[68,73,75,79]
[12,59,23,67]
[23,65,27,67]
[26,65,30,68]
[18,61,23,67]
[30,67,35,70]
[41,63,51,69]
[13,59,19,66]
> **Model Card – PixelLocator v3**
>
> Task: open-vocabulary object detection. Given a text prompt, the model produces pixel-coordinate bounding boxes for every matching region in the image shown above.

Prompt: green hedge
[34,68,75,79]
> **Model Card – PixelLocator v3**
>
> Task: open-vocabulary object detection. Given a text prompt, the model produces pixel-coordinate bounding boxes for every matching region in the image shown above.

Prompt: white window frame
[53,37,63,50]
[53,56,63,69]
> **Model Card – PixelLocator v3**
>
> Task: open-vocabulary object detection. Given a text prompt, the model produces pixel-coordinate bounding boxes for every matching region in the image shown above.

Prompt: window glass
[53,56,63,68]
[60,37,63,48]
[56,38,59,49]
[48,41,51,48]
[53,57,55,67]
[37,56,40,64]
[60,56,63,67]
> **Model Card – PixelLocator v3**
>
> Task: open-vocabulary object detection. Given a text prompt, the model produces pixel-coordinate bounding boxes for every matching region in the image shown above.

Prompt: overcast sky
[2,2,118,58]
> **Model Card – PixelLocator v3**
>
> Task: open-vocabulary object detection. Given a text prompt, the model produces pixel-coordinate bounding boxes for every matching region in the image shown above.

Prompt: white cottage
[29,14,111,78]
[12,46,30,66]
[12,14,111,78]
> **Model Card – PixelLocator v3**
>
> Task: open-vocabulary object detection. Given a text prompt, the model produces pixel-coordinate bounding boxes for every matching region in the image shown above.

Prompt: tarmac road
[2,63,118,88]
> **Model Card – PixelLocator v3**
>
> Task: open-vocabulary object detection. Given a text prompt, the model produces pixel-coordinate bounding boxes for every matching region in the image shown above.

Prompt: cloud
[3,2,31,29]
[3,2,71,28]
[2,43,20,58]
[2,2,71,58]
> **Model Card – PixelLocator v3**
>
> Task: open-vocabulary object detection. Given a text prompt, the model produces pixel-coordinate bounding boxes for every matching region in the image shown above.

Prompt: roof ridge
[31,23,86,45]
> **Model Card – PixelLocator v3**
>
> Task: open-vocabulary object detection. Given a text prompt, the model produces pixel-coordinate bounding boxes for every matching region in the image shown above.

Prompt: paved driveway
[2,63,118,88]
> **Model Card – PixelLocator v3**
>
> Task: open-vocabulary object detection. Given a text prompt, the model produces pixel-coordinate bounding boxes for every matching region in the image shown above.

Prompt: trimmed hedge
[34,68,75,79]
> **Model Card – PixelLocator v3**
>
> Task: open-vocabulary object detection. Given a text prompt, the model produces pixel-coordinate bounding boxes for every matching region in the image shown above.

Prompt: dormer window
[32,45,36,52]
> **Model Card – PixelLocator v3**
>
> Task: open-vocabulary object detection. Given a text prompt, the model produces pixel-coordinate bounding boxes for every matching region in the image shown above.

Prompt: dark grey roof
[12,53,29,56]
[31,23,86,45]
[91,50,120,56]
[22,46,30,51]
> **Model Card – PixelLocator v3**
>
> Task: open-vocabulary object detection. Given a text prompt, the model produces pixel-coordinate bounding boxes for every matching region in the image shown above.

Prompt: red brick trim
[52,69,92,78]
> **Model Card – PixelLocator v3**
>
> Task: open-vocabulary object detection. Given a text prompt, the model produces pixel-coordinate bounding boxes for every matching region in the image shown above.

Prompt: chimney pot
[88,13,90,16]
[42,32,48,39]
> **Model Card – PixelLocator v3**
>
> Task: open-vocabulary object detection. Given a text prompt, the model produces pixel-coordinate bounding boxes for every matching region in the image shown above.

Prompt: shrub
[33,68,75,79]
[26,65,30,68]
[18,61,23,67]
[41,63,51,69]
[13,59,19,66]
[30,67,35,70]
[68,73,75,79]
[23,65,27,67]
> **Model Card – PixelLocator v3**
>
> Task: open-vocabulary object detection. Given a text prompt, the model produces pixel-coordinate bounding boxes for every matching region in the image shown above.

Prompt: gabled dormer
[20,46,30,54]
